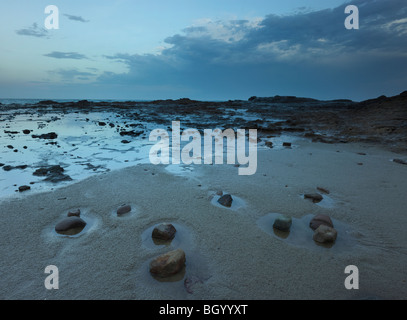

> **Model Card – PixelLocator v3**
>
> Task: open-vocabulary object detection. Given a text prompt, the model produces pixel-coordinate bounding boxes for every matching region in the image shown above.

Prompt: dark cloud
[16,23,48,38]
[63,14,89,23]
[99,0,407,100]
[49,69,97,81]
[44,52,88,60]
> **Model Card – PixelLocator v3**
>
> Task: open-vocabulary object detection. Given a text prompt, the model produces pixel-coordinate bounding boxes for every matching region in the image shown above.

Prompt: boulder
[149,249,186,278]
[152,223,177,241]
[313,225,338,243]
[273,214,292,231]
[309,214,334,230]
[55,217,86,235]
[217,194,233,207]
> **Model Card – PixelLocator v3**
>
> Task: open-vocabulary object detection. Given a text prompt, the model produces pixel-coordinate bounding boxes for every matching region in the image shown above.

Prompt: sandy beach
[1,135,406,299]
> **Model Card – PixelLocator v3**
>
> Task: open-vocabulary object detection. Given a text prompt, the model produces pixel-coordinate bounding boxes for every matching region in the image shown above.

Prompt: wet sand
[1,139,406,299]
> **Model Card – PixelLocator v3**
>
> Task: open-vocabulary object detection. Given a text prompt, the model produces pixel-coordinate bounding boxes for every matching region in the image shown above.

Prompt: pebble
[149,249,186,278]
[18,185,31,192]
[217,194,233,207]
[67,209,81,217]
[309,214,334,231]
[304,193,323,203]
[117,204,131,216]
[313,225,338,243]
[55,217,87,235]
[152,223,177,241]
[273,214,292,231]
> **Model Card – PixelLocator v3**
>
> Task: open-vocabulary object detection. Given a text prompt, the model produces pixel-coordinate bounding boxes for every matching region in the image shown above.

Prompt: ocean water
[0,104,276,200]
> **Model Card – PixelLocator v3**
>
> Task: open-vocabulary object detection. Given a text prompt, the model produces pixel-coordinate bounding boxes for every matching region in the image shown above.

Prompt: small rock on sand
[273,214,292,231]
[217,194,233,207]
[309,214,334,231]
[304,193,323,203]
[18,185,31,192]
[149,249,186,278]
[67,209,81,217]
[283,142,292,147]
[117,204,131,216]
[313,225,338,243]
[55,217,87,235]
[152,223,177,241]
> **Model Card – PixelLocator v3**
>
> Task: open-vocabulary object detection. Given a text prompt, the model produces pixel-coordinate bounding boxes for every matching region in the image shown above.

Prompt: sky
[0,0,406,101]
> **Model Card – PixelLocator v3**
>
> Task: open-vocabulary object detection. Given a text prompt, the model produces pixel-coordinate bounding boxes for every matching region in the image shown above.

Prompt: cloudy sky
[1,0,406,101]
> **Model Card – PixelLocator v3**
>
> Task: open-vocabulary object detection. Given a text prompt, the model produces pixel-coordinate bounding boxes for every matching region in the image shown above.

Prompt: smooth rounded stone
[117,204,131,216]
[273,214,292,231]
[152,223,177,241]
[149,249,186,278]
[313,225,338,243]
[217,194,233,207]
[67,209,81,217]
[304,193,323,203]
[55,217,87,235]
[309,214,334,231]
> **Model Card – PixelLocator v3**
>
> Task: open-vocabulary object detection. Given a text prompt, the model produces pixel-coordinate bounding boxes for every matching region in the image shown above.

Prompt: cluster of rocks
[272,213,337,244]
[33,165,72,183]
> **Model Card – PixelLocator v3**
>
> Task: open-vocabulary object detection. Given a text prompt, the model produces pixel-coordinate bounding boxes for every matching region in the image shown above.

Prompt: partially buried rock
[149,249,186,278]
[283,142,292,147]
[273,214,292,231]
[309,214,334,231]
[313,225,338,243]
[67,209,81,217]
[304,193,323,203]
[117,204,131,216]
[152,223,177,241]
[55,217,86,235]
[217,194,233,207]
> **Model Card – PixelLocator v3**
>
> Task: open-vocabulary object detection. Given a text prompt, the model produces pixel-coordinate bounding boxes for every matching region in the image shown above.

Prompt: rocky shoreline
[2,91,406,153]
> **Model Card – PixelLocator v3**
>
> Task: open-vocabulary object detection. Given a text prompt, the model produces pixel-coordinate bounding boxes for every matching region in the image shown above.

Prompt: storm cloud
[99,0,407,101]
